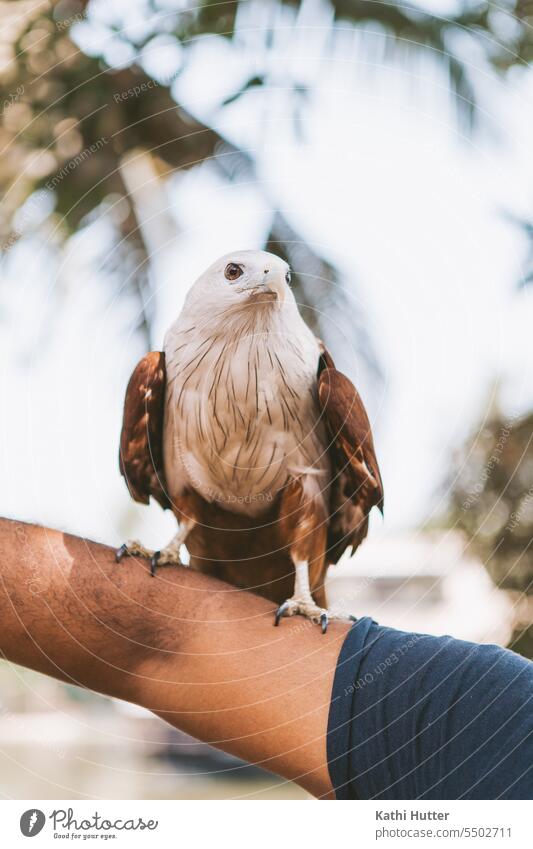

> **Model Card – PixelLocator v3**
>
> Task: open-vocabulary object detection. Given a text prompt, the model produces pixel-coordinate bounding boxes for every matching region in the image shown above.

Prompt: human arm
[0,518,349,798]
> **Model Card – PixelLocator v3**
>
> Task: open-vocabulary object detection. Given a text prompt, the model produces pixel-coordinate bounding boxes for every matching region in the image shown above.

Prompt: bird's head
[188,250,292,312]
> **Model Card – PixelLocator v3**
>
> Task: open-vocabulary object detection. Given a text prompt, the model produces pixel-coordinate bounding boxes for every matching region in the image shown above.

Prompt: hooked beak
[242,270,285,307]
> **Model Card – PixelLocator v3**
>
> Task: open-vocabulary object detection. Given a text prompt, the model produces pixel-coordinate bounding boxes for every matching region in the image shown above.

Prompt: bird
[116,250,383,631]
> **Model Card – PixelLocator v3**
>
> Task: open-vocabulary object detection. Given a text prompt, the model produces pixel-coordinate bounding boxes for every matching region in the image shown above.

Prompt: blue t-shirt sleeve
[327,619,533,800]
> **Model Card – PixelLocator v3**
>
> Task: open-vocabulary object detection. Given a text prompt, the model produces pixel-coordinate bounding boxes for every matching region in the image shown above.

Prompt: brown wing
[119,351,170,509]
[317,347,384,565]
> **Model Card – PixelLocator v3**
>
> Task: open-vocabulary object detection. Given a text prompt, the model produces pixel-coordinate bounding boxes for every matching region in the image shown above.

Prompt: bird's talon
[275,601,290,626]
[349,614,357,622]
[150,551,160,577]
[274,599,335,630]
[115,544,127,563]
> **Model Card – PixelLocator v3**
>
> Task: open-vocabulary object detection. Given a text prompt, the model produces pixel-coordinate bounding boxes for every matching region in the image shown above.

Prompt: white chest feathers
[163,308,330,516]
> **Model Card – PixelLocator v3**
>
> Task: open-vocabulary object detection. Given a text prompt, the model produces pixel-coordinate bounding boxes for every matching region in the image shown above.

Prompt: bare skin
[0,518,351,798]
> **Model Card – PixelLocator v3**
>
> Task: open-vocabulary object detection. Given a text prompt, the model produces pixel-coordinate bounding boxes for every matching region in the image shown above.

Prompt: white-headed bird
[117,250,383,631]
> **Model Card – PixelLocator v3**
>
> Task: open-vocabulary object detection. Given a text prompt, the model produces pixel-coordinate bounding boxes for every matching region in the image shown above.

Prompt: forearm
[0,518,346,797]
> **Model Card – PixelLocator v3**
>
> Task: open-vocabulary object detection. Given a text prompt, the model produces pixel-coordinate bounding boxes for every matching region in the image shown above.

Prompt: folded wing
[119,351,169,509]
[317,348,384,565]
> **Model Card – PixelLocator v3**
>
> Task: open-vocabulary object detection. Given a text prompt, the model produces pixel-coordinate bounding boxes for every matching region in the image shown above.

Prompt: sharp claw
[320,612,328,634]
[150,551,160,577]
[116,544,127,563]
[275,601,290,626]
[349,614,357,622]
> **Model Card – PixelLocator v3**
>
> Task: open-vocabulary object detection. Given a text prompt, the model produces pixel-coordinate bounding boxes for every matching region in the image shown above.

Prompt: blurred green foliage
[1,0,532,357]
[446,403,533,655]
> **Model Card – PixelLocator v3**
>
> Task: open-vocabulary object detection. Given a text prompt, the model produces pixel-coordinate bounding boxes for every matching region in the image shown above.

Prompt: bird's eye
[285,270,291,285]
[224,263,243,282]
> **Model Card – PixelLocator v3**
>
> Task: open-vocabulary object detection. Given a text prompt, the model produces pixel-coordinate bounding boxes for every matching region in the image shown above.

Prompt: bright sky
[1,0,532,548]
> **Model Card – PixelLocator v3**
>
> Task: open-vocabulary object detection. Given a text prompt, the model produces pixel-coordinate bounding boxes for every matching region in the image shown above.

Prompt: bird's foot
[115,539,155,561]
[115,540,183,577]
[274,598,351,634]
